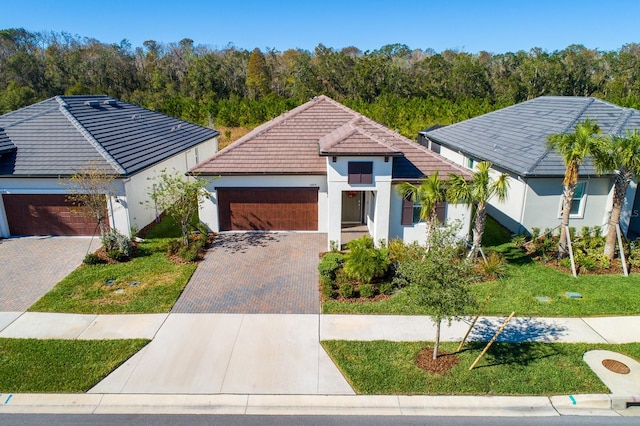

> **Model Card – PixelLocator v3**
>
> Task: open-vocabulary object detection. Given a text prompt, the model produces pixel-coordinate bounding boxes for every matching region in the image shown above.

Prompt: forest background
[2,28,639,141]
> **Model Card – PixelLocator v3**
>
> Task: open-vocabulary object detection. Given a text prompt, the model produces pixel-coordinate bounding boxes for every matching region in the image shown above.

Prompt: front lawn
[323,242,640,317]
[29,238,197,314]
[322,340,640,395]
[0,338,148,393]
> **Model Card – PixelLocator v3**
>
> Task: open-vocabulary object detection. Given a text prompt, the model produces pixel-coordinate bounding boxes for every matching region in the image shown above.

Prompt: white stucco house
[0,95,219,238]
[191,95,472,249]
[419,96,640,238]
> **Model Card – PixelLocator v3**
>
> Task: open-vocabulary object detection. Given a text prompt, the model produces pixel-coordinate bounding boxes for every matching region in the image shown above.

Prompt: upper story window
[348,161,373,184]
[467,156,475,169]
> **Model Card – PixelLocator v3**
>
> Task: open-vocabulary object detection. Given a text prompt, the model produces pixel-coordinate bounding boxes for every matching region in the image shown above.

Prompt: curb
[0,393,629,416]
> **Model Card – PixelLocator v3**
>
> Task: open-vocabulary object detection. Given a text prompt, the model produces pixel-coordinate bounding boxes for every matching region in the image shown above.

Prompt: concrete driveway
[172,233,326,314]
[0,236,101,311]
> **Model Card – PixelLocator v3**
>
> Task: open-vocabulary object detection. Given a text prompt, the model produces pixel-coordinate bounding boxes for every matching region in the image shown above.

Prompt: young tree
[64,162,117,240]
[145,169,208,245]
[396,172,446,249]
[447,161,509,258]
[593,129,640,259]
[546,119,603,257]
[393,224,476,360]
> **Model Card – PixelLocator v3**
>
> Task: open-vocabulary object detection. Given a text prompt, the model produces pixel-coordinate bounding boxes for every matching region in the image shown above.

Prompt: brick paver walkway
[172,233,326,314]
[0,237,101,311]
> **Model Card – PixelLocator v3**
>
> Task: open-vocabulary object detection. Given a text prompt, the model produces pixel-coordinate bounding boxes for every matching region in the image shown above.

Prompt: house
[190,95,472,249]
[419,96,640,237]
[0,95,219,238]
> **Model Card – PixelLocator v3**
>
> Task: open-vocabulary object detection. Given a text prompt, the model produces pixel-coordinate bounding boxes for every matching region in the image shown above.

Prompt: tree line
[1,28,640,138]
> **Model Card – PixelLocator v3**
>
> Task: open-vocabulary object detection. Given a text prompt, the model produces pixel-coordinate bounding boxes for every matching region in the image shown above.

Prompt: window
[348,161,373,184]
[402,197,446,225]
[560,182,587,218]
[467,156,475,169]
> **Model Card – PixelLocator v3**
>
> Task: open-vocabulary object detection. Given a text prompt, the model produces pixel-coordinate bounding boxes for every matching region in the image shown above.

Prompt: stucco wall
[522,177,612,233]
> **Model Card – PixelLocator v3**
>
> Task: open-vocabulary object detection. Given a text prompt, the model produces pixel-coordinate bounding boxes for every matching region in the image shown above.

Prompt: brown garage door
[218,188,318,231]
[3,194,102,236]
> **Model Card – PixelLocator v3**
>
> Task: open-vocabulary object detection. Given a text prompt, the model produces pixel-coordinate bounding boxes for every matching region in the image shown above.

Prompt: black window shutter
[436,202,446,223]
[401,196,413,225]
[360,162,373,184]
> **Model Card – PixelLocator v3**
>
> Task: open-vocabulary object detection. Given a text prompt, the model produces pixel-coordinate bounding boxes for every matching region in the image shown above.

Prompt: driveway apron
[171,233,326,314]
[0,236,101,311]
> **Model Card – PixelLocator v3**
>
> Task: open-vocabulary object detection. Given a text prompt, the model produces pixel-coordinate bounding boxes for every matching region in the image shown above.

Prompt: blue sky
[2,0,638,53]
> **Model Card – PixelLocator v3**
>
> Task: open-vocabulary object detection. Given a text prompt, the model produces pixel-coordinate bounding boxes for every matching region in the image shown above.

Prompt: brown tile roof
[191,95,471,181]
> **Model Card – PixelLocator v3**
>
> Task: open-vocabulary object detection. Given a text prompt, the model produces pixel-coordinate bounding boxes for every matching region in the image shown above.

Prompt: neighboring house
[0,95,219,238]
[191,95,472,249]
[419,96,640,237]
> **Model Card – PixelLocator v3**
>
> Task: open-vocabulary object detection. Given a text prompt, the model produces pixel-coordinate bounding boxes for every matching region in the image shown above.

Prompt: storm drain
[602,359,631,374]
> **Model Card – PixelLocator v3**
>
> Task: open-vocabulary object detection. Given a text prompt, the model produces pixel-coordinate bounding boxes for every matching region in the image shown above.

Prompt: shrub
[591,226,602,238]
[343,236,390,284]
[359,283,375,298]
[107,250,127,262]
[321,277,335,299]
[379,282,394,295]
[530,227,540,240]
[329,240,339,252]
[101,229,133,257]
[596,253,611,269]
[558,256,573,269]
[318,252,345,281]
[83,253,103,265]
[511,234,526,247]
[388,239,423,264]
[580,226,591,238]
[167,239,181,256]
[178,242,201,262]
[478,252,507,279]
[338,282,355,298]
[578,255,597,271]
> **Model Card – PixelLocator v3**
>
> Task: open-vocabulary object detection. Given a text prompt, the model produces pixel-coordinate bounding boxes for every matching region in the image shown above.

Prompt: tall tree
[246,48,270,99]
[593,129,640,259]
[447,162,509,258]
[546,119,604,256]
[396,172,446,248]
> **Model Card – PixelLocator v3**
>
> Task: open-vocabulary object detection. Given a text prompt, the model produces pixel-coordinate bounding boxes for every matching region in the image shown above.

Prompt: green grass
[0,338,148,393]
[29,238,197,314]
[322,340,640,395]
[323,243,640,317]
[481,215,513,247]
[141,212,199,239]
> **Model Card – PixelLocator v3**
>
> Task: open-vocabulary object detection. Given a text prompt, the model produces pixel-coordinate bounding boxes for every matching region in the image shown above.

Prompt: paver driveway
[172,233,326,314]
[0,236,101,311]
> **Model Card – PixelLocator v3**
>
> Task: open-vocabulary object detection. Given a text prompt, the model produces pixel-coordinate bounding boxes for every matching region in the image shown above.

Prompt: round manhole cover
[602,359,630,374]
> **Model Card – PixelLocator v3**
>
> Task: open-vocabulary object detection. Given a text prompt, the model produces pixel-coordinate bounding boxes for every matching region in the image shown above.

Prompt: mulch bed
[415,347,460,375]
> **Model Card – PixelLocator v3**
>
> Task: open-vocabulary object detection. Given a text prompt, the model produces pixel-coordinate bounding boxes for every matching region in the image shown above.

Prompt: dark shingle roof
[0,95,219,176]
[192,95,470,181]
[421,96,640,177]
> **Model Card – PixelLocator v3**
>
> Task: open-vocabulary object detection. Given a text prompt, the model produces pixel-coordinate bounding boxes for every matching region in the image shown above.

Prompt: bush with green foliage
[343,236,390,284]
[101,229,133,258]
[338,282,355,299]
[359,284,375,298]
[379,282,394,295]
[530,227,541,240]
[178,243,200,262]
[478,251,508,280]
[107,249,128,262]
[318,252,345,281]
[83,253,103,265]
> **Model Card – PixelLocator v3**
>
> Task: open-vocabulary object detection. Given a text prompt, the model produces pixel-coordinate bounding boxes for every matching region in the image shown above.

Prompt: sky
[2,0,639,54]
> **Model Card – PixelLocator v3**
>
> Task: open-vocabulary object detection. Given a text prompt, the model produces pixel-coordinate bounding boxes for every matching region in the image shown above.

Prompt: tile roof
[191,95,470,181]
[421,96,640,177]
[0,95,219,177]
[0,129,15,155]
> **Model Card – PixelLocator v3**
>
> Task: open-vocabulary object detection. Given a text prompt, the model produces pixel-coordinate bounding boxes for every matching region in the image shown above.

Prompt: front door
[342,191,362,224]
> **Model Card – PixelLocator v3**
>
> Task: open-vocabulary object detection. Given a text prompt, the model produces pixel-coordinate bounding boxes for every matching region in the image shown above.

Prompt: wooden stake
[457,294,492,352]
[469,311,515,371]
[616,224,629,277]
[565,226,577,278]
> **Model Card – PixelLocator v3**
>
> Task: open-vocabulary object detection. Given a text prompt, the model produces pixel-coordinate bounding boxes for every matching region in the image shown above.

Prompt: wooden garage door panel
[218,188,318,231]
[3,194,102,236]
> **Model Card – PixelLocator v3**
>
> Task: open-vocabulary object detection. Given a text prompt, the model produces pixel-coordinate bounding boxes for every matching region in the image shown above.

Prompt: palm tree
[546,119,603,257]
[396,172,446,248]
[592,129,640,259]
[447,161,509,258]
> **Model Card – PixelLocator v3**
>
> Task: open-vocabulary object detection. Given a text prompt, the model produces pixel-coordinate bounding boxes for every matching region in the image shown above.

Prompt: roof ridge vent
[84,100,101,107]
[103,99,118,106]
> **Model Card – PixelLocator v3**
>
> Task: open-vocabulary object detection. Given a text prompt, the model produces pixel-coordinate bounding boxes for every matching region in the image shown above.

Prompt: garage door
[2,194,102,236]
[218,188,318,231]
